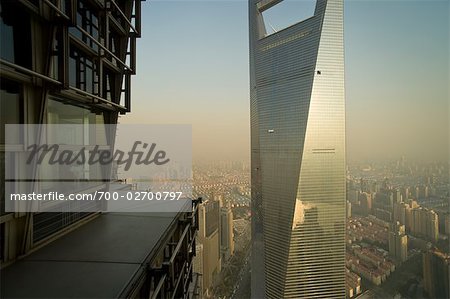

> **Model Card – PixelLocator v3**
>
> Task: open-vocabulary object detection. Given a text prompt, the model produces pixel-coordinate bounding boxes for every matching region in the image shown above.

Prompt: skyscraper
[1,0,142,264]
[220,202,235,262]
[1,1,201,298]
[249,0,346,297]
[197,199,222,297]
[423,248,450,298]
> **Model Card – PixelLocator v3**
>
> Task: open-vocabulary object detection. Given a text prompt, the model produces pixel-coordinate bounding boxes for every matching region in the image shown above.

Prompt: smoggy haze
[121,0,449,163]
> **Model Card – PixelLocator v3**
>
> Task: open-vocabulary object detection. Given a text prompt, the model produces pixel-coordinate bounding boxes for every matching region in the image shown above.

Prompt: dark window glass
[0,152,14,216]
[0,222,4,258]
[0,80,22,216]
[0,80,22,144]
[69,47,99,95]
[51,28,62,80]
[69,0,99,51]
[0,2,31,67]
[0,152,5,216]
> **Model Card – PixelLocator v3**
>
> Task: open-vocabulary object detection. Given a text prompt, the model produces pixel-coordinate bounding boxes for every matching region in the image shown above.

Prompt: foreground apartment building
[0,0,200,297]
[250,0,346,297]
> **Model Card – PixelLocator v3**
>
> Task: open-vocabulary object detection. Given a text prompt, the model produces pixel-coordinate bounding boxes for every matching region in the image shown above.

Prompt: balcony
[1,198,201,298]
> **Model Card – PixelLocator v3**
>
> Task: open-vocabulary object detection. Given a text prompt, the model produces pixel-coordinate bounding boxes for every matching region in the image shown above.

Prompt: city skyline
[122,0,449,163]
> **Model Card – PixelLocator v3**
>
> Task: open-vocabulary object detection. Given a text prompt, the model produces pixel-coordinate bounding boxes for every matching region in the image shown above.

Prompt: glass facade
[249,0,346,298]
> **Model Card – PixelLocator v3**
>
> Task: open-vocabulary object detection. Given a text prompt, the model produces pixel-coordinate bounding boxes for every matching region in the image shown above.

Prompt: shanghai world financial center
[250,0,346,298]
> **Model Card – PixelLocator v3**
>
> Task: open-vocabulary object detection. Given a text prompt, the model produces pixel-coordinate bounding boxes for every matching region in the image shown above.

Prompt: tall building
[423,248,449,298]
[388,221,408,262]
[220,202,235,262]
[1,1,201,298]
[393,202,407,226]
[1,0,142,262]
[410,207,439,242]
[249,0,346,297]
[358,192,372,215]
[197,199,222,297]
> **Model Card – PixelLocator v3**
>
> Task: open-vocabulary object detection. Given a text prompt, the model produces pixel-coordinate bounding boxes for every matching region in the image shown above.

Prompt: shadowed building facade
[249,0,346,297]
[1,1,200,297]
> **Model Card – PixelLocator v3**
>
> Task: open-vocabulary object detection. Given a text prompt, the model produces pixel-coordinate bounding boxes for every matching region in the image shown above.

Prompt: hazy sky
[122,0,449,163]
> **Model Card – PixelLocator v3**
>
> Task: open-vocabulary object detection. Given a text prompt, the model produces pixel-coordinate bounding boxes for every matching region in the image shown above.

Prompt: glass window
[47,99,105,126]
[0,80,22,144]
[41,99,108,194]
[69,48,99,95]
[68,0,99,51]
[0,2,31,67]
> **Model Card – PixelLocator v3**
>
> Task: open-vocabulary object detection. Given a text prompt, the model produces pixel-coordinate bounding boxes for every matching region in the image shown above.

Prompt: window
[0,2,31,67]
[69,0,99,51]
[0,80,22,144]
[69,48,99,95]
[41,99,108,194]
[0,80,22,217]
[0,222,4,259]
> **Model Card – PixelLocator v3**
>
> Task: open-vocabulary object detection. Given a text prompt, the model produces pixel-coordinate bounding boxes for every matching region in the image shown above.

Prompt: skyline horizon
[120,0,448,163]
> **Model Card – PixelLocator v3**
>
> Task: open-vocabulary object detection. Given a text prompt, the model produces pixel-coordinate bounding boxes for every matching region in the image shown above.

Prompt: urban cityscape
[188,158,449,298]
[0,0,448,299]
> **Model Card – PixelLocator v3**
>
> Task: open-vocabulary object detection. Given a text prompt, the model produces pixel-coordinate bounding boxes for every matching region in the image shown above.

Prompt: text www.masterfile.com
[9,191,183,201]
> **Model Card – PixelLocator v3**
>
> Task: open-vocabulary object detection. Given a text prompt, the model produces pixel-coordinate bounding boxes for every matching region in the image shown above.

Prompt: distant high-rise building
[389,221,408,262]
[401,187,411,201]
[427,210,439,242]
[220,203,235,262]
[393,189,402,203]
[393,202,405,225]
[423,248,449,298]
[359,192,372,215]
[415,185,429,199]
[249,0,346,297]
[411,207,439,242]
[197,200,222,297]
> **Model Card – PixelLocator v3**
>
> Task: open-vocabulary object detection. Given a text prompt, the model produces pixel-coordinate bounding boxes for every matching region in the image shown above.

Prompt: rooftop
[1,206,190,298]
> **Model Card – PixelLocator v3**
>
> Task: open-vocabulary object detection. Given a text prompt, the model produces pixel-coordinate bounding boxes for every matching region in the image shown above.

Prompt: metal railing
[148,198,201,299]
